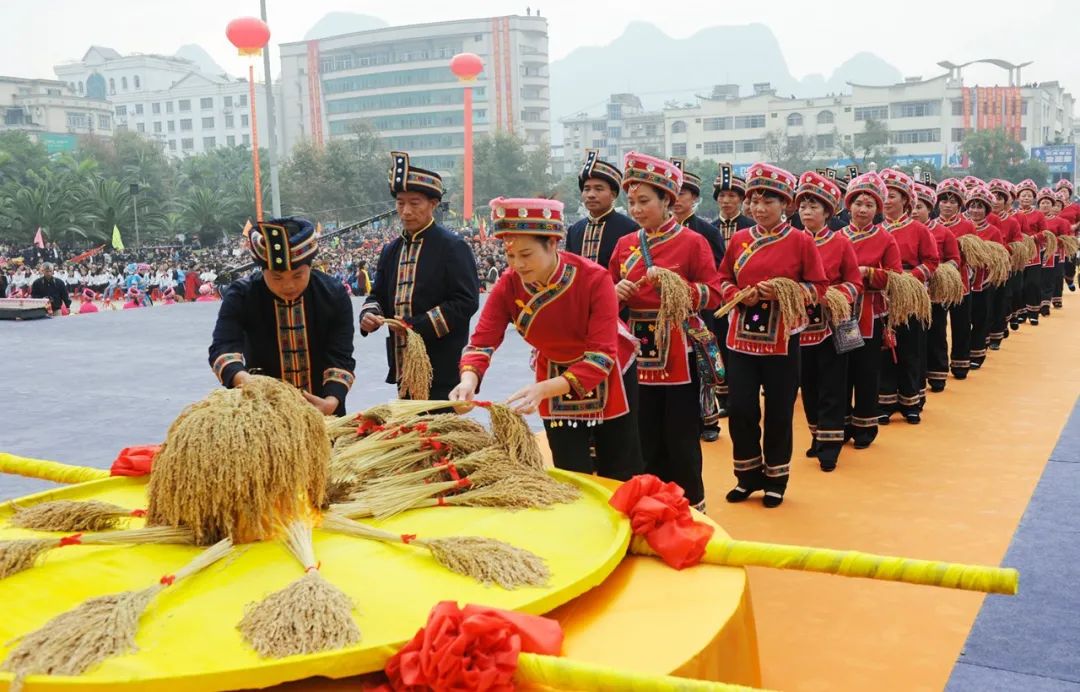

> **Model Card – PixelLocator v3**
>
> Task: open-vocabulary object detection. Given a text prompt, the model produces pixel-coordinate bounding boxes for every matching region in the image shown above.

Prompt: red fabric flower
[609,474,715,569]
[384,601,562,691]
[109,445,161,477]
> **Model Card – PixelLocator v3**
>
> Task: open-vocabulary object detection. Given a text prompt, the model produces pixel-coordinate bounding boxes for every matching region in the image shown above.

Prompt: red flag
[478,218,487,242]
[33,227,45,248]
[69,245,106,264]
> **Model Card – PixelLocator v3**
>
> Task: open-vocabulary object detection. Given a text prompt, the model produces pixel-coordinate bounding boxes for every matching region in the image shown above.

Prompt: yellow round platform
[0,471,633,691]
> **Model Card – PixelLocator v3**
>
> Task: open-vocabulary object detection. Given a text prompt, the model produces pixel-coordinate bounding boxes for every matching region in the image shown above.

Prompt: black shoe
[1030,318,1039,326]
[762,491,785,508]
[989,342,1001,351]
[877,414,891,425]
[970,361,982,370]
[1041,306,1051,317]
[701,429,720,443]
[929,381,945,393]
[904,412,921,425]
[819,460,837,472]
[806,442,819,458]
[853,440,872,450]
[716,407,729,419]
[1009,321,1021,331]
[725,485,756,503]
[1069,283,1076,292]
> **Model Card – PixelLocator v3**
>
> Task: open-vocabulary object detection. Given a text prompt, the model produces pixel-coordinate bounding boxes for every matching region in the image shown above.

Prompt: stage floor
[3,293,1077,690]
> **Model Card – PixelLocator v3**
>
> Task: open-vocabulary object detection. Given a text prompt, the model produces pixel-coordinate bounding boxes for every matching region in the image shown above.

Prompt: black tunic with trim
[208,269,356,415]
[565,208,639,270]
[360,221,480,394]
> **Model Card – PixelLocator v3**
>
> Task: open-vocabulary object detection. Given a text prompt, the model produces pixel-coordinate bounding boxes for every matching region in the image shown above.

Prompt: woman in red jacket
[966,185,1005,369]
[717,163,828,507]
[878,169,938,425]
[987,179,1024,347]
[609,152,723,510]
[452,197,644,481]
[1014,179,1046,325]
[795,171,861,472]
[915,182,960,394]
[843,173,902,448]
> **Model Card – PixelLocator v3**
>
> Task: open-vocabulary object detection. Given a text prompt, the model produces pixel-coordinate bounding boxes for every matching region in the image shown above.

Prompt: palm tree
[8,170,101,244]
[180,186,241,244]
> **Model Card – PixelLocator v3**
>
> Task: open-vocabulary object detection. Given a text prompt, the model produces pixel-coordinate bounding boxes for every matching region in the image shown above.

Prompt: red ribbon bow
[58,533,83,547]
[109,445,161,477]
[608,474,715,570]
[382,601,563,691]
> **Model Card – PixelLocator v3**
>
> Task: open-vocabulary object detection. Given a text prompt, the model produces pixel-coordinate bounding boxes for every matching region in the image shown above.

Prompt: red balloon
[226,17,270,52]
[450,53,484,80]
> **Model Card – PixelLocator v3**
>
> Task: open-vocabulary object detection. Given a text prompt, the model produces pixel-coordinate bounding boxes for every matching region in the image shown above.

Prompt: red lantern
[226,17,270,57]
[450,53,484,82]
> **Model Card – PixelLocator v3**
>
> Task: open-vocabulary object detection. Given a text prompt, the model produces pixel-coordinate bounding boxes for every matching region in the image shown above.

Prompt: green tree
[0,131,50,187]
[960,128,1049,183]
[837,119,895,169]
[180,186,241,245]
[6,168,101,244]
[764,129,817,175]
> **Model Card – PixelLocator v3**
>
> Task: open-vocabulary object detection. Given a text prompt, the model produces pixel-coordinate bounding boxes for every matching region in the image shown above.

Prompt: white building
[278,15,551,173]
[54,46,277,158]
[561,93,664,167]
[663,72,1074,175]
[0,75,114,153]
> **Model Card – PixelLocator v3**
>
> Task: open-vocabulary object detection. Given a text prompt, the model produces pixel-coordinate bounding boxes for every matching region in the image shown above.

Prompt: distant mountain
[175,44,229,78]
[550,22,903,122]
[304,12,389,40]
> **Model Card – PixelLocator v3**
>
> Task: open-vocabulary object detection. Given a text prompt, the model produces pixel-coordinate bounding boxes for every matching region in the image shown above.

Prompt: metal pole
[133,192,140,251]
[248,62,264,222]
[260,0,282,217]
[463,84,473,221]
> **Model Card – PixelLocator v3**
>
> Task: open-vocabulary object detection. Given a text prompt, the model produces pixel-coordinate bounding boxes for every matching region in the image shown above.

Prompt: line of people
[206,148,1079,515]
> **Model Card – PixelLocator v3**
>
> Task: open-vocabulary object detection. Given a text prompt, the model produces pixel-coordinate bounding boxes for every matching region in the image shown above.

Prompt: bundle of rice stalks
[1059,234,1080,257]
[886,271,932,328]
[0,526,193,581]
[928,263,965,308]
[1022,235,1039,264]
[147,376,329,545]
[384,319,433,401]
[650,267,693,333]
[1008,241,1030,272]
[335,462,581,520]
[984,243,1012,287]
[358,447,507,493]
[957,234,994,270]
[1042,230,1059,259]
[822,286,851,326]
[237,520,359,658]
[320,513,550,589]
[8,500,146,533]
[768,277,811,332]
[1,538,231,691]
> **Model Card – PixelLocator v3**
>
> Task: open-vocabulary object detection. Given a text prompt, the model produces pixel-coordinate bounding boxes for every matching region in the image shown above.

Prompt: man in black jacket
[30,263,71,313]
[209,217,356,415]
[360,152,480,399]
[565,149,638,269]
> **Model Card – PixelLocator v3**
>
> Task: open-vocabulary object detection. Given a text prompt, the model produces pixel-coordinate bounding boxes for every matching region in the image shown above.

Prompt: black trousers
[1064,257,1076,288]
[1052,263,1065,308]
[846,318,883,446]
[800,337,849,466]
[727,336,800,494]
[1023,265,1042,322]
[1008,271,1025,327]
[926,303,950,388]
[988,284,1009,346]
[969,290,991,365]
[715,314,731,404]
[638,365,705,504]
[544,364,644,481]
[950,295,973,375]
[1040,264,1055,310]
[879,318,923,415]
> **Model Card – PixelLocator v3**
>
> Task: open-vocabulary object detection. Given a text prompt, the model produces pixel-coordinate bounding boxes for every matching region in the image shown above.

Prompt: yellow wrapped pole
[0,453,110,484]
[516,652,765,691]
[629,535,1017,595]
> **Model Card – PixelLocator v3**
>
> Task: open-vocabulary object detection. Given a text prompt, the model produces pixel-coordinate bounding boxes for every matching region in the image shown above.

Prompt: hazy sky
[3,0,1076,97]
